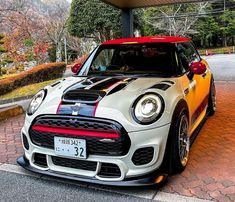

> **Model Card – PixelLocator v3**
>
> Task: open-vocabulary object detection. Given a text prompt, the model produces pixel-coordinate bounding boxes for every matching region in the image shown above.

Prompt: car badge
[71,103,81,116]
[99,139,115,143]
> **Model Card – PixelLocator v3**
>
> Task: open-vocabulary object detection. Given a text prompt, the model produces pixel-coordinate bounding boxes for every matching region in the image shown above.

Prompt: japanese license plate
[54,137,87,159]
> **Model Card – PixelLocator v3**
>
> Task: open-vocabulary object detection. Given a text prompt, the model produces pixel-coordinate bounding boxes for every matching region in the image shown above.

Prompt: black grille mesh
[36,119,113,131]
[132,147,154,166]
[29,116,130,156]
[52,156,97,171]
[22,133,29,150]
[34,153,47,168]
[98,163,121,178]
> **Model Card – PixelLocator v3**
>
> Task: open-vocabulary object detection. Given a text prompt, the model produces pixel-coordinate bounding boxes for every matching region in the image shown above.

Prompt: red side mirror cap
[71,63,82,74]
[190,61,207,75]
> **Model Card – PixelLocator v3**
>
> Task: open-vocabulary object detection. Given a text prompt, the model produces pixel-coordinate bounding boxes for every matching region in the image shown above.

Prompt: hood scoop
[63,89,106,103]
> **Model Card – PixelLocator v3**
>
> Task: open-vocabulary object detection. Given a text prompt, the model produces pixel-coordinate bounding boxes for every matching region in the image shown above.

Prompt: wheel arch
[160,98,189,174]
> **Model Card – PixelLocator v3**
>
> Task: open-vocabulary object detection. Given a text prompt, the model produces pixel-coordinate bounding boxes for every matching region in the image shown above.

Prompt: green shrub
[18,66,25,72]
[0,62,66,96]
[0,68,7,75]
[8,69,17,74]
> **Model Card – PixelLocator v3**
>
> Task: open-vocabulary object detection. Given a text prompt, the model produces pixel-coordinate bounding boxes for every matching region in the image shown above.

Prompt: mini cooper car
[17,36,216,186]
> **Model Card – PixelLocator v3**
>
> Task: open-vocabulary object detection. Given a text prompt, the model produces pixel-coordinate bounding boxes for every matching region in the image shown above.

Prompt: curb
[0,95,33,105]
[0,105,24,121]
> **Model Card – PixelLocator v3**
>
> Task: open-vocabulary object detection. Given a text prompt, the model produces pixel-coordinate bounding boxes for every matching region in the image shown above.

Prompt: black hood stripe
[88,78,124,91]
[57,77,137,117]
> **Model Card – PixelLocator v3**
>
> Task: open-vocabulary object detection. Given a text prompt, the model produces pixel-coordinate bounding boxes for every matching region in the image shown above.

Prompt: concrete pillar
[121,9,133,38]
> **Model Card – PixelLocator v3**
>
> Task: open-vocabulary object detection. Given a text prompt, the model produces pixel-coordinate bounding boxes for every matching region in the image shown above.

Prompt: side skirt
[190,115,207,146]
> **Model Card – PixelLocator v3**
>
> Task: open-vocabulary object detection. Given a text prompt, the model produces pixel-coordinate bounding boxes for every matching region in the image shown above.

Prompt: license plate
[54,137,87,159]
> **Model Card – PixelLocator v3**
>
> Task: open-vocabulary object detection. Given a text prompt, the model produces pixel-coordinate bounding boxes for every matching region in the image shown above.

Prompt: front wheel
[170,110,190,174]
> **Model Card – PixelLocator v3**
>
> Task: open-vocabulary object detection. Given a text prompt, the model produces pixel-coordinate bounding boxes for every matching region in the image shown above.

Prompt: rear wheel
[207,79,216,116]
[170,109,190,174]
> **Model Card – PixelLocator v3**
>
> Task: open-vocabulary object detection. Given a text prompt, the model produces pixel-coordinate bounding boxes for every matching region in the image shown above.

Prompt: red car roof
[102,36,190,45]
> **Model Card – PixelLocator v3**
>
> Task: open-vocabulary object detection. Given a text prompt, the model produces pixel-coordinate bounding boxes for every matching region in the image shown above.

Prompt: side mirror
[190,61,207,75]
[71,63,82,74]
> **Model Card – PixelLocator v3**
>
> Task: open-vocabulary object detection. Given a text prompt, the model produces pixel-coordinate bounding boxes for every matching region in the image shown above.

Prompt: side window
[91,49,114,71]
[177,43,200,73]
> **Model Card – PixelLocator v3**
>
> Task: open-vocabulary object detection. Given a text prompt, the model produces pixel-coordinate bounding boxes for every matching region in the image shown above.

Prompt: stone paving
[0,82,234,202]
[161,82,235,202]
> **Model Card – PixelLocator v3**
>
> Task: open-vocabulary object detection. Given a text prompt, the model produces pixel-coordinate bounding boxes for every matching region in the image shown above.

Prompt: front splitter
[17,156,167,187]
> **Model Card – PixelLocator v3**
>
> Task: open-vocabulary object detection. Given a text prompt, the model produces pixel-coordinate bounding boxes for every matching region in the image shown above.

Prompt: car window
[84,43,177,77]
[177,42,200,73]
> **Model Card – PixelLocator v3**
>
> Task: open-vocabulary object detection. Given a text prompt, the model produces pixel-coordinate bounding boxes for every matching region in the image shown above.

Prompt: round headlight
[27,89,46,115]
[132,93,164,124]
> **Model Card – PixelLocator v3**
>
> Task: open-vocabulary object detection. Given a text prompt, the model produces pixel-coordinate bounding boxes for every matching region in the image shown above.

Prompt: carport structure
[102,0,211,37]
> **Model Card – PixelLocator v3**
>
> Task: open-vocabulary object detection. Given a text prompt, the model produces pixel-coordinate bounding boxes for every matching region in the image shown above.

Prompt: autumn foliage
[0,62,66,96]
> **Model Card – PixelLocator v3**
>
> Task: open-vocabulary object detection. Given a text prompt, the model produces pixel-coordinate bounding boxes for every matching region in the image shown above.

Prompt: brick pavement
[0,115,24,164]
[0,82,234,202]
[161,82,235,202]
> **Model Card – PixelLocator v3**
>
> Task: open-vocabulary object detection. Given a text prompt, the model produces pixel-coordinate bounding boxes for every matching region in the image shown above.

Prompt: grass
[0,73,18,80]
[0,78,60,100]
[198,46,234,55]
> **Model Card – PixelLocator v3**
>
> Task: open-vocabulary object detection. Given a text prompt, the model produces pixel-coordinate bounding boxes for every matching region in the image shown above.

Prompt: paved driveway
[202,54,235,81]
[0,82,234,202]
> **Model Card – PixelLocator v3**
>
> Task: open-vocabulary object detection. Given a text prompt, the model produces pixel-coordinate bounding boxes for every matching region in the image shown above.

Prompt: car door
[177,42,210,133]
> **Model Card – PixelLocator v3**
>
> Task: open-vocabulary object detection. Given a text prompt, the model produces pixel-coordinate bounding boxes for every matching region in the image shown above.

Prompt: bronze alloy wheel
[178,114,190,167]
[211,82,216,112]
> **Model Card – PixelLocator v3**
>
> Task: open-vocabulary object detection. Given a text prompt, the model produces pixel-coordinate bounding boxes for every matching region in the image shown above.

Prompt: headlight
[132,93,164,124]
[27,89,47,115]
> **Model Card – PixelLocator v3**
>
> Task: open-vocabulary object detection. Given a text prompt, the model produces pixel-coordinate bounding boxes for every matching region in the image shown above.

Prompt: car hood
[29,76,176,131]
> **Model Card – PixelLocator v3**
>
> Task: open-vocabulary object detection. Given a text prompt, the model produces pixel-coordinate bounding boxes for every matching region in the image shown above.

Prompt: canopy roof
[102,0,209,9]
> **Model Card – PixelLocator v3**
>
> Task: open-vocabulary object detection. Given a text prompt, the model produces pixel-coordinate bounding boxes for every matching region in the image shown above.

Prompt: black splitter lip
[17,155,167,187]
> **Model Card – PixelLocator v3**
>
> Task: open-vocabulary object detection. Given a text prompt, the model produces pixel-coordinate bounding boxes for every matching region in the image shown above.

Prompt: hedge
[0,62,66,96]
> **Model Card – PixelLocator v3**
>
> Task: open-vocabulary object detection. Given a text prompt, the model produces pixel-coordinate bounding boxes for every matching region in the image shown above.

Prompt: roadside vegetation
[0,62,66,96]
[0,79,60,100]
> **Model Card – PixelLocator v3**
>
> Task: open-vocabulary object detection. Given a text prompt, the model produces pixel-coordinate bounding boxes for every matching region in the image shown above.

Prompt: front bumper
[17,155,167,186]
[20,115,171,185]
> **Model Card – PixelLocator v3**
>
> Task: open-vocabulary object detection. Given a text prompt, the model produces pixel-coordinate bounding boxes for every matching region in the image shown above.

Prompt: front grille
[98,163,121,178]
[29,115,130,156]
[34,153,47,168]
[52,156,97,171]
[132,147,154,166]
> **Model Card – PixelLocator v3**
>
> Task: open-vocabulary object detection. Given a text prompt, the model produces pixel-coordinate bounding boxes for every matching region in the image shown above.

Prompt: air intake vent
[63,90,106,103]
[132,147,154,166]
[22,133,29,150]
[151,83,171,91]
[52,156,97,171]
[98,163,121,178]
[34,153,47,168]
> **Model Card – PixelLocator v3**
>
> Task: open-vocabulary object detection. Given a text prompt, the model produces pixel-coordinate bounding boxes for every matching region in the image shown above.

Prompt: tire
[169,109,190,174]
[207,79,216,116]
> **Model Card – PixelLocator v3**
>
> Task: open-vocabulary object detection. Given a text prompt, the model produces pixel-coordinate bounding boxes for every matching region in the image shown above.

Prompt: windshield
[79,43,177,77]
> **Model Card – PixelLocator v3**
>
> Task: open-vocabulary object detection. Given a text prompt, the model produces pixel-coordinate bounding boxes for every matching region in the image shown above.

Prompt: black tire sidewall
[207,79,216,116]
[170,108,189,174]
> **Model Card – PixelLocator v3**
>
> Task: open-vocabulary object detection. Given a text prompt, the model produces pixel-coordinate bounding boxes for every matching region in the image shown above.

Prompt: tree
[219,10,235,46]
[193,16,219,47]
[0,33,7,75]
[42,1,70,62]
[68,0,121,42]
[143,2,209,36]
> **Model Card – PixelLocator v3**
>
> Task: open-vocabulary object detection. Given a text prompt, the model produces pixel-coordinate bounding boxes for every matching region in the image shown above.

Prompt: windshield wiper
[89,72,125,77]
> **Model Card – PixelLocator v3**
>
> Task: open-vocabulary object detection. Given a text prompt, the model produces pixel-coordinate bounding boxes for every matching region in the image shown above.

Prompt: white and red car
[18,36,216,186]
